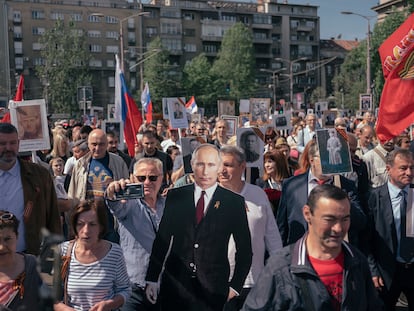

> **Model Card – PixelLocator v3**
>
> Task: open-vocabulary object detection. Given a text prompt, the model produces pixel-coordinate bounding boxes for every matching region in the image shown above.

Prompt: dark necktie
[196,191,205,225]
[399,190,414,261]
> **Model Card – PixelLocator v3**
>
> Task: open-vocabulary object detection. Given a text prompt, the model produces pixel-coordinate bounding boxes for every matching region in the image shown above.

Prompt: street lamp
[275,57,308,106]
[119,11,150,72]
[260,68,287,108]
[341,11,375,95]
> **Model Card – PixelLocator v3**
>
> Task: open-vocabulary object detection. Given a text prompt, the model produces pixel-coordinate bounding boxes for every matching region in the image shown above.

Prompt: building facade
[2,0,321,115]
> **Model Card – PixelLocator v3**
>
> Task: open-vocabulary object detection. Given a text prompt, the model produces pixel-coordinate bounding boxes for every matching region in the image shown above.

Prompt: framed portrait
[239,113,250,127]
[273,110,292,131]
[250,98,270,126]
[322,110,337,128]
[9,99,51,152]
[360,94,372,111]
[315,128,352,175]
[191,113,201,123]
[102,121,124,151]
[218,100,235,116]
[239,99,250,113]
[107,104,115,120]
[162,99,169,119]
[236,127,264,168]
[179,136,207,174]
[167,98,188,129]
[221,115,238,137]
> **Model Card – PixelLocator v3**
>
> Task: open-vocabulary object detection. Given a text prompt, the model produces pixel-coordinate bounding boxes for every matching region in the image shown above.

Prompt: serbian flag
[1,74,24,123]
[115,55,143,157]
[185,96,198,114]
[141,82,152,123]
[376,13,414,143]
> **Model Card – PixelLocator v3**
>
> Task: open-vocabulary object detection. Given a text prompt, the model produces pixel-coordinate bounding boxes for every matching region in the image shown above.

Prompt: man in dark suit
[366,148,414,310]
[145,144,252,311]
[276,139,366,248]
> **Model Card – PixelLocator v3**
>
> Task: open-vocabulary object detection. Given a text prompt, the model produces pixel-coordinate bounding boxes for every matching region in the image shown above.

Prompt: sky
[289,0,379,40]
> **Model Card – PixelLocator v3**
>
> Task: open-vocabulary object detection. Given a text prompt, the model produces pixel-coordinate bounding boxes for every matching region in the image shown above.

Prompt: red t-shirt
[308,251,344,311]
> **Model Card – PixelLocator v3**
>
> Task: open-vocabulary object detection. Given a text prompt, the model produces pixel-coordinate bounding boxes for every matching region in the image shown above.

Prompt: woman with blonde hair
[47,133,70,163]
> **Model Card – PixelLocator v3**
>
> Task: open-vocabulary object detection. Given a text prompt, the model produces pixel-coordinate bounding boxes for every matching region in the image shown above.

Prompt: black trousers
[121,285,160,311]
[380,262,414,311]
[223,288,251,311]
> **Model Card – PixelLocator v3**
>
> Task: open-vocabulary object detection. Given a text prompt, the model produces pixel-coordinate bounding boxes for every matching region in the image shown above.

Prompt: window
[290,35,298,41]
[183,28,195,37]
[33,58,45,66]
[106,31,118,39]
[32,42,43,50]
[290,20,299,28]
[183,12,194,20]
[162,38,181,51]
[89,59,102,67]
[32,10,45,19]
[13,11,21,23]
[50,12,64,20]
[105,16,118,24]
[15,57,23,70]
[161,22,181,35]
[221,14,236,22]
[32,27,46,35]
[106,46,118,53]
[184,43,196,52]
[127,32,136,43]
[108,76,115,88]
[71,13,82,22]
[88,15,101,23]
[87,30,101,38]
[89,44,102,53]
[107,60,115,68]
[146,27,158,37]
[14,42,23,54]
[14,26,22,39]
[203,44,217,53]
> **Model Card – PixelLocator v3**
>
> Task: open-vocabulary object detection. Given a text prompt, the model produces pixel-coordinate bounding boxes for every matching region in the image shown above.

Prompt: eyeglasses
[134,175,160,182]
[0,212,14,221]
[265,135,275,140]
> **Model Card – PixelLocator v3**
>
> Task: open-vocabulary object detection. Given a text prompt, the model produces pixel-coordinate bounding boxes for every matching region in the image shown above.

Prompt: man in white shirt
[218,145,282,311]
[296,113,318,153]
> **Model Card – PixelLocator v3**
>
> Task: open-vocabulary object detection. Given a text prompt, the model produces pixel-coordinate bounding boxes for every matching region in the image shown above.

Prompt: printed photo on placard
[315,128,352,175]
[221,115,238,137]
[162,99,169,119]
[167,98,188,129]
[179,136,207,174]
[102,121,124,151]
[239,99,250,113]
[9,99,51,152]
[107,104,115,120]
[236,127,264,168]
[191,113,201,124]
[273,110,292,131]
[250,98,270,125]
[322,110,337,128]
[239,113,250,127]
[218,100,235,116]
[360,94,372,111]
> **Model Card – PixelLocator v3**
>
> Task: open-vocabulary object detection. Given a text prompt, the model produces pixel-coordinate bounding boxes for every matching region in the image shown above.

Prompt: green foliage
[182,53,213,107]
[36,20,90,113]
[211,23,257,101]
[142,37,178,111]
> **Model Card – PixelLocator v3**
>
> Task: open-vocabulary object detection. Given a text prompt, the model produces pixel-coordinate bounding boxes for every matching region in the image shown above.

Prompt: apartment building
[1,0,320,114]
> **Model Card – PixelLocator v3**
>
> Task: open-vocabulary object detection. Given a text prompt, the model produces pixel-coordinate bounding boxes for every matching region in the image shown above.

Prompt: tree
[211,22,256,101]
[36,19,90,114]
[142,37,177,111]
[182,53,213,107]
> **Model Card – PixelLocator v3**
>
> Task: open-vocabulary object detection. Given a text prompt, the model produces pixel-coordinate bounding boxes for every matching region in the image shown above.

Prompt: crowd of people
[0,108,413,310]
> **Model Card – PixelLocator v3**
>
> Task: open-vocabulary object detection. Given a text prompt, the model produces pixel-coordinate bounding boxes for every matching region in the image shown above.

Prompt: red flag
[146,101,153,123]
[120,74,143,157]
[1,74,24,123]
[376,13,414,142]
[14,75,24,101]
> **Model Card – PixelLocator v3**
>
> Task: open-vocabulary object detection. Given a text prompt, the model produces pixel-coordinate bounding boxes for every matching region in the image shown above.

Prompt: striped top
[61,241,131,311]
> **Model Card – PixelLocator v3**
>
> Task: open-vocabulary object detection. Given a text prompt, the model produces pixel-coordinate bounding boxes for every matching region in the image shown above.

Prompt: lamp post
[341,11,375,95]
[275,57,308,106]
[260,68,287,108]
[119,11,149,73]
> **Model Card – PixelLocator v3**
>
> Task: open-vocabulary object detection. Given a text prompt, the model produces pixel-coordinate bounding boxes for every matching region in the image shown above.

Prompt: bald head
[88,129,108,159]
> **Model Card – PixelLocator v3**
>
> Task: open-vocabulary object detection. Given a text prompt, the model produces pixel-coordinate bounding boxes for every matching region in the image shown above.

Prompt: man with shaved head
[65,129,129,241]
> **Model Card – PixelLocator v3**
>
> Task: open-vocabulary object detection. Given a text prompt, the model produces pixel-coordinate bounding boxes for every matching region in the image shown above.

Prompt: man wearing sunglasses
[145,144,252,311]
[106,157,165,311]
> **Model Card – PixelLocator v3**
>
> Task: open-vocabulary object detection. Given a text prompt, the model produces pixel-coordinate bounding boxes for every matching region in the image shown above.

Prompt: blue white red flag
[185,96,198,114]
[115,55,143,157]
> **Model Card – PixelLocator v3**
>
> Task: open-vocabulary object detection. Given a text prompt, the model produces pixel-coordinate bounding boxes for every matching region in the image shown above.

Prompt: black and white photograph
[102,121,124,151]
[9,99,51,152]
[322,110,337,128]
[315,128,352,175]
[250,98,270,125]
[107,104,115,120]
[167,98,188,129]
[221,115,238,137]
[360,93,372,111]
[218,100,235,116]
[273,110,292,131]
[237,127,264,168]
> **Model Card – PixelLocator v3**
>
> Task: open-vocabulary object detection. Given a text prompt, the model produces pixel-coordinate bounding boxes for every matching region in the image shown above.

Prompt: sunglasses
[0,212,14,221]
[265,135,275,140]
[134,175,160,182]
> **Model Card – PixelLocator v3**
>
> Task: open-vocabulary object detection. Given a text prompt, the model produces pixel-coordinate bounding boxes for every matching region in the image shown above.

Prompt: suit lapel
[382,186,398,251]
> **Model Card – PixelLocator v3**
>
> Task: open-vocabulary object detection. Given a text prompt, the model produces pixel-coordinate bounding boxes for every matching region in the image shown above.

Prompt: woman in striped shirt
[54,201,130,311]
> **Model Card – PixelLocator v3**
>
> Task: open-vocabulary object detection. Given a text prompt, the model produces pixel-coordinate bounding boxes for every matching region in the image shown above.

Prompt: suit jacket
[276,171,366,248]
[366,183,401,290]
[146,184,252,309]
